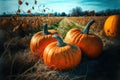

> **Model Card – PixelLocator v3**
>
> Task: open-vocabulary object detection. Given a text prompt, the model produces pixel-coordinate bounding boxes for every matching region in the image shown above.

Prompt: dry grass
[68,16,108,32]
[0,16,120,80]
[0,16,63,29]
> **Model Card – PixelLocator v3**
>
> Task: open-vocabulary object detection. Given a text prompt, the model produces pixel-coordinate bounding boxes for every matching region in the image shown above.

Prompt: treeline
[68,7,120,16]
[95,9,120,16]
[52,7,120,16]
[1,7,120,17]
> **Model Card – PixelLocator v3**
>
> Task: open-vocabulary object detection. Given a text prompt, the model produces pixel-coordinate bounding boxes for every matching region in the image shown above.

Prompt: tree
[89,10,95,16]
[83,10,89,16]
[61,12,67,16]
[69,7,83,16]
[53,12,58,16]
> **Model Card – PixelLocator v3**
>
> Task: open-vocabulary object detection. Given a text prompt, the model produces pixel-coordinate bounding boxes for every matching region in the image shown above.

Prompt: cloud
[39,0,80,13]
[0,0,18,14]
[80,0,120,7]
[79,0,120,11]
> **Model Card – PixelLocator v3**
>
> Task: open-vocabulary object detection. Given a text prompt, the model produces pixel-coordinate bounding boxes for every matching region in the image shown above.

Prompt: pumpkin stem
[43,23,51,35]
[83,19,95,34]
[52,34,67,47]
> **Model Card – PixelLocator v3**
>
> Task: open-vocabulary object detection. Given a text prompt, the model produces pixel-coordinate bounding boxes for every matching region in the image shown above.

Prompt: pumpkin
[64,20,103,58]
[30,23,61,57]
[1,19,8,26]
[43,34,82,70]
[21,22,27,29]
[104,15,120,38]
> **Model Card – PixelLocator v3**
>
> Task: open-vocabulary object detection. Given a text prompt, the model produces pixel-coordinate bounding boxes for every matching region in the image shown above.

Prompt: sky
[0,0,120,15]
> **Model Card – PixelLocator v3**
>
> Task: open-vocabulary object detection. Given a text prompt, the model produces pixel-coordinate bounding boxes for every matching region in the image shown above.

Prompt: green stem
[43,23,51,35]
[52,34,67,47]
[83,19,95,34]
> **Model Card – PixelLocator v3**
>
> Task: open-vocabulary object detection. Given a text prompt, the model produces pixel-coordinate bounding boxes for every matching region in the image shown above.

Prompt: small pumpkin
[64,20,103,58]
[30,23,61,57]
[43,34,82,70]
[21,22,27,29]
[104,15,120,38]
[1,19,8,26]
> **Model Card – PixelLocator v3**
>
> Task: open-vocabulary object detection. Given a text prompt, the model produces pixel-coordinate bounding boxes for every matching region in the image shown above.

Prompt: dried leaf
[43,9,46,12]
[18,0,23,5]
[17,9,21,13]
[27,10,31,13]
[34,0,37,4]
[25,2,29,6]
[32,6,34,10]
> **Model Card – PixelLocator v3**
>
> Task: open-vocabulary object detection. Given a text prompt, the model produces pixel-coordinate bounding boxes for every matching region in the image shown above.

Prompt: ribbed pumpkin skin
[64,28,103,58]
[104,15,120,38]
[43,42,81,70]
[30,30,60,57]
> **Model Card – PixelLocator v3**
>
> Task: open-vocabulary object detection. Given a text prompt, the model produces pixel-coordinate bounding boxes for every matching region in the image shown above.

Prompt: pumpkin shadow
[86,45,120,80]
[56,45,120,80]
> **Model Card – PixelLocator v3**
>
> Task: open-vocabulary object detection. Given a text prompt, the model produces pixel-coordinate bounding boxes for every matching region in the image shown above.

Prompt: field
[0,16,120,80]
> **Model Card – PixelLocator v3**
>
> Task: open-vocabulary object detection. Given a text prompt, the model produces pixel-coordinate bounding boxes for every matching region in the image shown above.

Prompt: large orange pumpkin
[104,15,120,38]
[30,23,61,57]
[43,34,82,70]
[64,20,103,58]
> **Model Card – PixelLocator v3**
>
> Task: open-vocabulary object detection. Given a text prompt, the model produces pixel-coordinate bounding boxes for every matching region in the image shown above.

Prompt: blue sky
[0,0,120,15]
